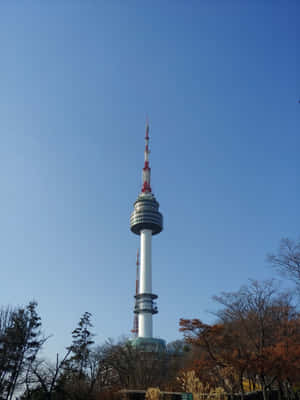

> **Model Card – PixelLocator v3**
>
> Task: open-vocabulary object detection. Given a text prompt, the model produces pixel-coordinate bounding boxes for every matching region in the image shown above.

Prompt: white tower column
[138,229,153,338]
[140,229,152,293]
[130,121,163,348]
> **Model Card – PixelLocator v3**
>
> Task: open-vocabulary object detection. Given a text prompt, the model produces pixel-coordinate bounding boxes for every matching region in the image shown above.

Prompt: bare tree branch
[268,238,300,291]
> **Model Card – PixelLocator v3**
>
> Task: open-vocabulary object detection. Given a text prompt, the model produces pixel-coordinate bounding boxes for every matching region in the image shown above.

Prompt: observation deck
[130,192,163,235]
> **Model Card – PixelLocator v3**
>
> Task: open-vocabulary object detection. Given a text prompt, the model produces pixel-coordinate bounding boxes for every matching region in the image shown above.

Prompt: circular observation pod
[130,193,163,235]
[134,293,158,315]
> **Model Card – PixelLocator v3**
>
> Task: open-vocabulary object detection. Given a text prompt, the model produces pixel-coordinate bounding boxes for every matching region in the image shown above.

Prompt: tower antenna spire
[142,120,151,193]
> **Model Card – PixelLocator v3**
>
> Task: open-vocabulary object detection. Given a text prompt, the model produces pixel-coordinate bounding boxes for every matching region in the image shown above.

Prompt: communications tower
[131,250,139,337]
[130,122,165,351]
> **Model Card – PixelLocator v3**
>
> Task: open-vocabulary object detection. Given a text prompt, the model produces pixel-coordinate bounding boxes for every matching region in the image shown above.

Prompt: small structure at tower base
[119,389,193,400]
[131,337,166,352]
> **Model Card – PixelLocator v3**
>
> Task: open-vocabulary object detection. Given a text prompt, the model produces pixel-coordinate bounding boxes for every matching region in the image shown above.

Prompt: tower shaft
[139,229,153,337]
[140,229,152,293]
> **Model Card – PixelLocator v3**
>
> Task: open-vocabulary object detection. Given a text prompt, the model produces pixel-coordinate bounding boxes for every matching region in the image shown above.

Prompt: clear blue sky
[0,1,299,359]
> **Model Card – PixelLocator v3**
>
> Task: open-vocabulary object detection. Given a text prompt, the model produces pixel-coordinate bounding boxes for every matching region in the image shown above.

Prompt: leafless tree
[102,339,182,390]
[268,238,300,293]
[24,351,70,400]
[213,280,296,400]
[87,345,112,393]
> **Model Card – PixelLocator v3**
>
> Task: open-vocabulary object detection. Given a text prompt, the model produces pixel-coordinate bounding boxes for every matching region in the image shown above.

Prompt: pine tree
[66,312,95,379]
[0,301,44,400]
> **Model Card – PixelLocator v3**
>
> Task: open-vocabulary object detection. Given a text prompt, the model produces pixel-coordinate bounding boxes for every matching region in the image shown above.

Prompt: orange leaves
[179,282,300,392]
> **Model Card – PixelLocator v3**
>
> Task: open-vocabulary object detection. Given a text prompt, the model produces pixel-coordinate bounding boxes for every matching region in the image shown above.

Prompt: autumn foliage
[179,281,300,400]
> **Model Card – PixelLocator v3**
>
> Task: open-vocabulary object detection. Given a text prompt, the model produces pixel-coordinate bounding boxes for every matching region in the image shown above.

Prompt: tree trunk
[240,372,245,400]
[262,387,268,400]
[277,380,284,400]
[260,376,268,400]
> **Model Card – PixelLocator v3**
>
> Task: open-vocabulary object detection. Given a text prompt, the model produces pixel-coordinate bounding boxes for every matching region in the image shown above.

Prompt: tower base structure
[131,337,166,352]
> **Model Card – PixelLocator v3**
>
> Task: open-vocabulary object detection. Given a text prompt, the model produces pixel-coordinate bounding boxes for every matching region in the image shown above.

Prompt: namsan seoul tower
[130,122,165,351]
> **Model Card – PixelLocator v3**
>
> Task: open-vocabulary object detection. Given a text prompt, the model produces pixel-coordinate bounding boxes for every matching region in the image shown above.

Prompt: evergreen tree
[66,312,95,379]
[0,301,44,400]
